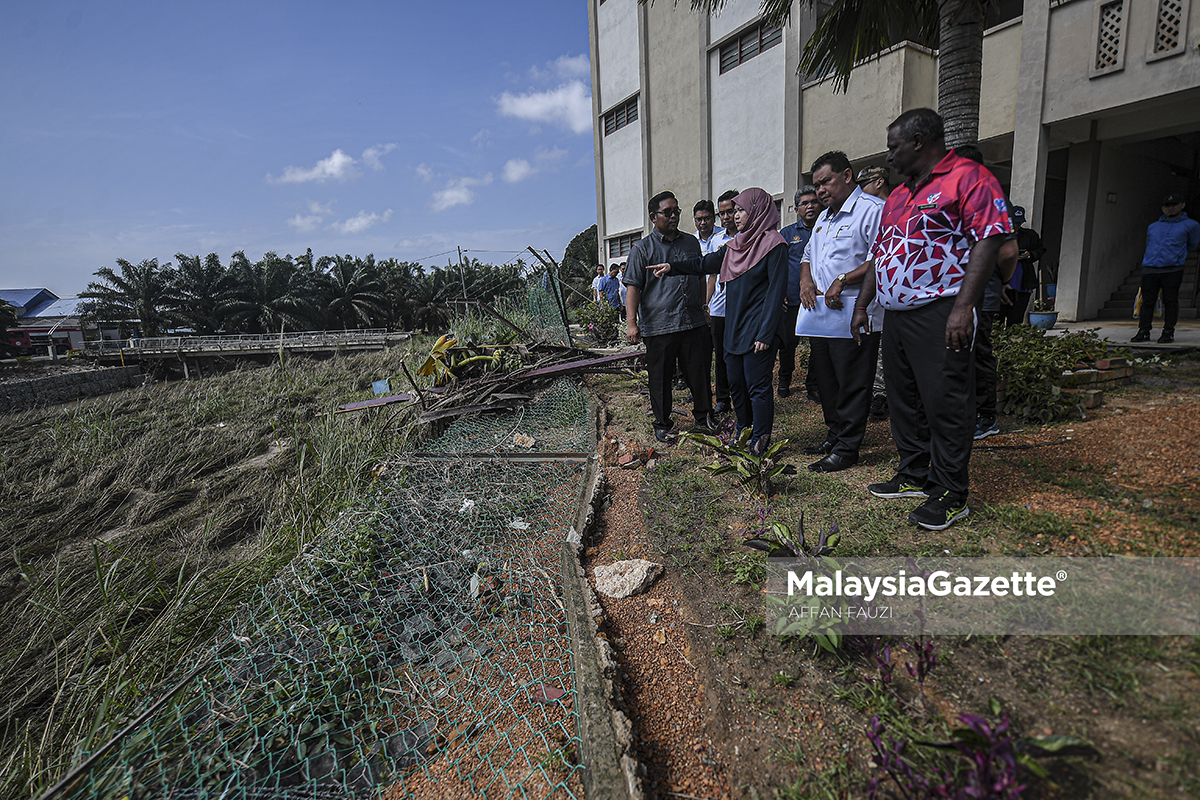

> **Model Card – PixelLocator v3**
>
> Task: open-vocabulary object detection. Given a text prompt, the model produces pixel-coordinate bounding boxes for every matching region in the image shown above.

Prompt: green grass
[0,342,433,799]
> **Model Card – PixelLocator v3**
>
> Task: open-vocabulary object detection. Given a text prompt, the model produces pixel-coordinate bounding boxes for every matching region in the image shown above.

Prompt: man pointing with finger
[851,109,1010,531]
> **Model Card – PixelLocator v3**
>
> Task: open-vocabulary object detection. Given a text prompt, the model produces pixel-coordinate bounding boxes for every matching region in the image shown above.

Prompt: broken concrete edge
[559,393,644,800]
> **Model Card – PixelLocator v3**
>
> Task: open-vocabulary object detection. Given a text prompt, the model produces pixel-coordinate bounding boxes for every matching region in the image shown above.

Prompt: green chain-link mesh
[61,380,591,799]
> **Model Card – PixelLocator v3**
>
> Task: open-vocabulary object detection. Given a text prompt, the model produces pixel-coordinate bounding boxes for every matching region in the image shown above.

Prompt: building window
[719,23,783,74]
[603,96,639,136]
[607,233,639,259]
[1152,0,1186,55]
[1091,0,1128,76]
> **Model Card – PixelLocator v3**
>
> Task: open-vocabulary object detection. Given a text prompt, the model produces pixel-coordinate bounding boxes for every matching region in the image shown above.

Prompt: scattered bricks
[617,453,642,469]
[1059,369,1100,388]
[1092,357,1127,370]
[1112,365,1135,379]
[1062,388,1104,408]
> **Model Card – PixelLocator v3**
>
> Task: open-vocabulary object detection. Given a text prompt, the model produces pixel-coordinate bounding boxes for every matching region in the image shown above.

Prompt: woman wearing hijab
[651,187,789,455]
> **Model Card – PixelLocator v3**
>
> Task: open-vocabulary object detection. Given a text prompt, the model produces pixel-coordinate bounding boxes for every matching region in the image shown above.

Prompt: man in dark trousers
[797,152,884,473]
[778,185,821,398]
[1132,193,1200,344]
[851,108,1011,531]
[999,207,1045,327]
[625,190,716,442]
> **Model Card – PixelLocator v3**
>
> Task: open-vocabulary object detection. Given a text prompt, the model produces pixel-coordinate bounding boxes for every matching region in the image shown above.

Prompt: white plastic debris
[509,518,531,530]
[458,499,477,516]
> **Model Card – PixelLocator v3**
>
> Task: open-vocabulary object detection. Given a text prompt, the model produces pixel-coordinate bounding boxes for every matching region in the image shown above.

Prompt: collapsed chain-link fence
[59,380,593,800]
[448,260,573,350]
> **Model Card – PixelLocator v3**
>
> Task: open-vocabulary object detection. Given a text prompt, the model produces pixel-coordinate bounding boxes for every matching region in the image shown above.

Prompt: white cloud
[332,209,393,235]
[362,143,398,171]
[308,199,334,215]
[471,128,492,149]
[502,158,534,183]
[529,54,591,81]
[287,214,322,233]
[501,147,568,183]
[415,163,433,182]
[431,174,494,212]
[267,149,359,184]
[496,81,592,135]
[552,54,590,79]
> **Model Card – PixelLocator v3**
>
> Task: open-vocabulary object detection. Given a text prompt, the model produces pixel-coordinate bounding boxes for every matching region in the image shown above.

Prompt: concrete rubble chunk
[593,559,663,599]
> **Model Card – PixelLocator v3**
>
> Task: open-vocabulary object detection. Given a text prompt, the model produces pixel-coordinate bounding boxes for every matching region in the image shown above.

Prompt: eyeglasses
[654,207,681,218]
[694,214,715,223]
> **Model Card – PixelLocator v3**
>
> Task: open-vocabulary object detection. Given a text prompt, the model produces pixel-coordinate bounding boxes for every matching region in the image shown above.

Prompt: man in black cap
[1132,193,1200,344]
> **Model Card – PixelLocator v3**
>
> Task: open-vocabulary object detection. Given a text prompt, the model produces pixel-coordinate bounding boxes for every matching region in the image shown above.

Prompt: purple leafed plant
[866,713,1027,800]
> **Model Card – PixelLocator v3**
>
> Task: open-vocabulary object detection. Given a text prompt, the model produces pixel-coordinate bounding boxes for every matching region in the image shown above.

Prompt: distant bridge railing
[84,329,394,354]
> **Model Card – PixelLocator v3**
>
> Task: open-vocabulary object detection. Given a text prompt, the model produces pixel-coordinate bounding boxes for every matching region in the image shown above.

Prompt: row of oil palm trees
[77,250,529,337]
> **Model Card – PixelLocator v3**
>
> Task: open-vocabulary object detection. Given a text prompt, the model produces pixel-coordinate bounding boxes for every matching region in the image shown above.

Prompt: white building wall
[708,0,765,42]
[597,0,640,110]
[602,124,645,238]
[710,45,787,196]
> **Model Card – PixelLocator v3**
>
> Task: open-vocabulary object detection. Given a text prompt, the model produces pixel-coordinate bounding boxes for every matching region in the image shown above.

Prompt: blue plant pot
[1028,311,1058,330]
[1045,283,1057,299]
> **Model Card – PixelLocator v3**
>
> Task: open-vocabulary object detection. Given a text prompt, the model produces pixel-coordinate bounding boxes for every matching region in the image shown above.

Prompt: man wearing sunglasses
[624,191,716,442]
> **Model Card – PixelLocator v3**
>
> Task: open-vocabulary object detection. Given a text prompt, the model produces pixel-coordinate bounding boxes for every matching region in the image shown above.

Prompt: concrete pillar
[587,0,606,265]
[1009,0,1051,231]
[1056,125,1102,322]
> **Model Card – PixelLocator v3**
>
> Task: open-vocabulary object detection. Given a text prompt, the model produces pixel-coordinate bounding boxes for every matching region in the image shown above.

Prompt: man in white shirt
[695,198,733,413]
[591,264,606,302]
[797,151,885,473]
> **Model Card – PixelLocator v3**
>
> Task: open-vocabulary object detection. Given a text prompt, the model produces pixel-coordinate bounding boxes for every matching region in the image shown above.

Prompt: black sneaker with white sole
[907,491,970,531]
[867,477,929,499]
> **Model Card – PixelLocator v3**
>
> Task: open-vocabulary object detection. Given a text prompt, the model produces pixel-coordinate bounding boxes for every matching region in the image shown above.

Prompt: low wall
[0,366,144,414]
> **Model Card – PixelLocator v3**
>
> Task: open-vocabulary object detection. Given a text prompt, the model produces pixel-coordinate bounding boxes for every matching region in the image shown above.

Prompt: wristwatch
[836,273,848,287]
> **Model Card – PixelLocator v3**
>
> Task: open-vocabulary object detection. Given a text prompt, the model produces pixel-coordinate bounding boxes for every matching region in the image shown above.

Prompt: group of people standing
[620,107,1036,532]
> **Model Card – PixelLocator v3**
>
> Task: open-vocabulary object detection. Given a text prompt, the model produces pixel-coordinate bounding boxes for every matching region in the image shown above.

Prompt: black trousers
[778,306,800,387]
[726,343,778,443]
[999,291,1030,327]
[1138,268,1184,335]
[882,299,975,500]
[644,326,713,431]
[810,333,880,459]
[710,315,730,404]
[974,310,997,421]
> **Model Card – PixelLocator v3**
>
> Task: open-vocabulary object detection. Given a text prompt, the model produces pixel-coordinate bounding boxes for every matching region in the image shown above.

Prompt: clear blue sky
[0,0,597,295]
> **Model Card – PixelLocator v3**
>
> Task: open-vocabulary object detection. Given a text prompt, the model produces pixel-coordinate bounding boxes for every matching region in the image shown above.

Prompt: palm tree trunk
[937,0,984,148]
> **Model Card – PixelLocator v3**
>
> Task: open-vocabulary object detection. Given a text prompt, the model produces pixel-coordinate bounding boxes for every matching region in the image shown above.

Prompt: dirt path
[584,357,1200,800]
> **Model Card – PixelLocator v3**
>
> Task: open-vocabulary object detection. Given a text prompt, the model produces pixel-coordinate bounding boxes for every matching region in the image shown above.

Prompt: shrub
[993,326,1125,423]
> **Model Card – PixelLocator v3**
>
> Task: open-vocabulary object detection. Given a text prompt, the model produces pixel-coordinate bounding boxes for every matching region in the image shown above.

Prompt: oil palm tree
[220,251,321,333]
[648,0,990,147]
[78,258,176,336]
[317,254,389,330]
[170,253,233,334]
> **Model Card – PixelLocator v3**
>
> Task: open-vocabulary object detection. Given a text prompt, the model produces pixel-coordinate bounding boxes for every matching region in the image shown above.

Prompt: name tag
[917,203,938,210]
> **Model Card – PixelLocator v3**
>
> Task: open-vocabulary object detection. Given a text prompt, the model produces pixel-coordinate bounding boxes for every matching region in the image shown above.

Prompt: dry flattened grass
[0,345,429,799]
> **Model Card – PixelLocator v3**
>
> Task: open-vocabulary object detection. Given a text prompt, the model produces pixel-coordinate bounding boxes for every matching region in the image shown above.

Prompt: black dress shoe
[807,453,858,473]
[714,400,730,414]
[654,427,675,443]
[801,440,835,456]
[1131,330,1151,343]
[806,389,821,403]
[777,384,792,398]
[691,413,719,433]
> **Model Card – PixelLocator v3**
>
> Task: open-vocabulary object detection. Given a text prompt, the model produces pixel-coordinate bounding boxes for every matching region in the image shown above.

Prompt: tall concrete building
[587,0,1200,321]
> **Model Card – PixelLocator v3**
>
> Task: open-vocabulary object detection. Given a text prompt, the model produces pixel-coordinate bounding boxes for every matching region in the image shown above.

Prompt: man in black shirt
[624,191,716,442]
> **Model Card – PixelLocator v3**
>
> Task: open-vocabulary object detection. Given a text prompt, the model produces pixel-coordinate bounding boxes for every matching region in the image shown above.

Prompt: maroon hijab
[720,187,786,284]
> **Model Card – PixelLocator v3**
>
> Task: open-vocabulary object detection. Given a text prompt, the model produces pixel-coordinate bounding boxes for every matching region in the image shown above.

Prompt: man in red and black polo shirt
[851,108,1011,531]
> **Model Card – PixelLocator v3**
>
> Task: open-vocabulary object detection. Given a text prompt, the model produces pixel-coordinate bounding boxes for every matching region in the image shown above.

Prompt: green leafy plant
[994,326,1126,423]
[574,301,622,346]
[747,514,846,653]
[682,428,795,498]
